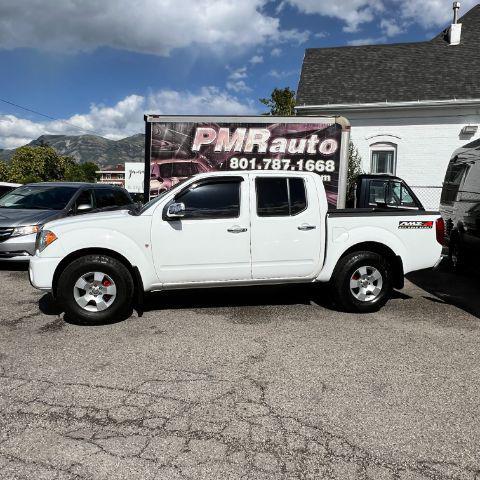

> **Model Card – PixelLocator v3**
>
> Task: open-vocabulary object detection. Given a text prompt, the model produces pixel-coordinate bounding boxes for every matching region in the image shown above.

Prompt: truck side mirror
[166,202,185,219]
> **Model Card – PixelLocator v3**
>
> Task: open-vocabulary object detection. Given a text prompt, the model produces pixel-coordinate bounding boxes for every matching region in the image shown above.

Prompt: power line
[0,97,100,136]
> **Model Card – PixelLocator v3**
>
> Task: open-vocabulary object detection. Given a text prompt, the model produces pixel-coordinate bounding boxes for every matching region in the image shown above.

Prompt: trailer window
[256,177,307,217]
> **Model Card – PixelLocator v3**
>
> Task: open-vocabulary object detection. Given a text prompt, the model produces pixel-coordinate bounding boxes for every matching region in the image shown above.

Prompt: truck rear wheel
[57,254,134,325]
[331,251,393,313]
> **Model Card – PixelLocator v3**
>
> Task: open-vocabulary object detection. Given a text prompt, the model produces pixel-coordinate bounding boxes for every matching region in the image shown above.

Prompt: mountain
[0,133,145,167]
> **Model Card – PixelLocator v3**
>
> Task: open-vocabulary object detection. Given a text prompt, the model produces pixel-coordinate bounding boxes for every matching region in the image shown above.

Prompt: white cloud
[271,47,282,57]
[0,0,288,56]
[277,28,311,44]
[284,0,384,32]
[226,66,252,92]
[380,19,403,37]
[396,0,478,29]
[347,36,387,46]
[0,88,257,149]
[284,0,477,37]
[250,55,264,64]
[228,67,248,80]
[268,69,298,79]
[226,80,252,93]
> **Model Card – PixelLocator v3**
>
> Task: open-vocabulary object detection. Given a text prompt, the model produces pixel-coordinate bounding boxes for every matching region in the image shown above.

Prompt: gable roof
[296,5,480,107]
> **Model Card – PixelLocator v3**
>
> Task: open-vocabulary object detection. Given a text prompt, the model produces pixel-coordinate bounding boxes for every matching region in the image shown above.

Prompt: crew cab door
[151,176,251,284]
[250,174,322,279]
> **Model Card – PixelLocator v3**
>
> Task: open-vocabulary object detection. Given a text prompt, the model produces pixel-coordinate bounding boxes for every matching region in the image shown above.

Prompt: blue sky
[0,0,476,148]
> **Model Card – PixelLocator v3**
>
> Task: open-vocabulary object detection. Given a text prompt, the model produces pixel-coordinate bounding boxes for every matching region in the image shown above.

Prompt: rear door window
[256,177,307,217]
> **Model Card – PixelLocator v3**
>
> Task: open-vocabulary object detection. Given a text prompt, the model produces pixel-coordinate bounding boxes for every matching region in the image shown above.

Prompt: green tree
[260,87,296,116]
[0,161,9,181]
[347,141,363,205]
[7,144,92,183]
[80,162,99,182]
[8,146,50,183]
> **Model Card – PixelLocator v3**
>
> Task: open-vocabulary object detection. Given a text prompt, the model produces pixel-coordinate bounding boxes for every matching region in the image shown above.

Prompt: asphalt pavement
[0,263,479,480]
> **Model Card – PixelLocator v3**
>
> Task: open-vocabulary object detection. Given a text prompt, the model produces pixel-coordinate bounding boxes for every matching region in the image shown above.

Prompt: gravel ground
[0,264,479,480]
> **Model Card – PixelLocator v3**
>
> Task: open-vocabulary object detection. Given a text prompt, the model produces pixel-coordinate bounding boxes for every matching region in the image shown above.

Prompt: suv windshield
[0,185,78,210]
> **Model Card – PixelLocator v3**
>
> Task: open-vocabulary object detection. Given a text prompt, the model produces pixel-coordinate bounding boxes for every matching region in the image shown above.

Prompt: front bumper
[0,233,37,261]
[29,255,62,291]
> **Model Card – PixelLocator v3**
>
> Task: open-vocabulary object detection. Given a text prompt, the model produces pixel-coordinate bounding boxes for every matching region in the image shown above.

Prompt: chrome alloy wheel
[349,266,383,302]
[73,272,117,312]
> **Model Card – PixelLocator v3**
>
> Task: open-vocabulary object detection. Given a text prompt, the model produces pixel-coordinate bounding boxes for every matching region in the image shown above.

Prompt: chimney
[449,2,462,45]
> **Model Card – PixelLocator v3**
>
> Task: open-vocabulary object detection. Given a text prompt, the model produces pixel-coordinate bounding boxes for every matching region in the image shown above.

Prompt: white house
[295,3,480,209]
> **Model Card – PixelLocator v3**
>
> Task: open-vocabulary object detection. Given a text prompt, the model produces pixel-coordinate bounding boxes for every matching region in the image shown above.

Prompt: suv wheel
[57,254,134,325]
[331,251,393,313]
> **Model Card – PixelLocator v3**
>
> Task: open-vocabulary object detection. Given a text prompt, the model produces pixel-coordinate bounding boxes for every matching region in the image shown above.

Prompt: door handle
[227,225,248,233]
[298,224,316,231]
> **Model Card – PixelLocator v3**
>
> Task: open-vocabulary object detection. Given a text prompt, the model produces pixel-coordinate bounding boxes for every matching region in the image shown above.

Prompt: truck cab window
[176,180,240,219]
[256,177,307,217]
[368,180,388,206]
[388,182,416,207]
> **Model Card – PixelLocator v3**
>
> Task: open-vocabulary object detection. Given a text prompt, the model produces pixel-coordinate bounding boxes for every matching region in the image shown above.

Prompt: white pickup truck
[29,171,443,324]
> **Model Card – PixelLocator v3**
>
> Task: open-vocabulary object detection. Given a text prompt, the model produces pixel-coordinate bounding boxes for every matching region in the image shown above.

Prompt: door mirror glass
[77,203,94,213]
[166,202,185,219]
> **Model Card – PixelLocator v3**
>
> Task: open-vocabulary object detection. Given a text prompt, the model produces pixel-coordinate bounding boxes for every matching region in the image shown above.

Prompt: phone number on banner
[228,157,336,173]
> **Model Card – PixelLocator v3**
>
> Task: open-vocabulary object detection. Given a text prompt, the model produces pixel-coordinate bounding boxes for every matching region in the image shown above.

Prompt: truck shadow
[142,284,333,312]
[141,285,412,314]
[407,263,480,320]
[40,284,413,326]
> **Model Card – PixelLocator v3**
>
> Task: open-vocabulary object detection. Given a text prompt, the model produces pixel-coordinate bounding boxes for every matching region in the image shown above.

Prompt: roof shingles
[296,5,480,106]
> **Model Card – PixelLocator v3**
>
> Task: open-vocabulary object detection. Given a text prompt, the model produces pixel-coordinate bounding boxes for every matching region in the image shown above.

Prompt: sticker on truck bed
[398,220,434,229]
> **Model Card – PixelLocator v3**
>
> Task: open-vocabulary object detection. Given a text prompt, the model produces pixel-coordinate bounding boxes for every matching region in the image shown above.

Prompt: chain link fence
[410,186,442,211]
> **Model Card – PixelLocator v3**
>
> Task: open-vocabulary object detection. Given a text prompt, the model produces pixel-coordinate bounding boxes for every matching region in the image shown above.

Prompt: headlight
[11,225,41,237]
[36,230,58,253]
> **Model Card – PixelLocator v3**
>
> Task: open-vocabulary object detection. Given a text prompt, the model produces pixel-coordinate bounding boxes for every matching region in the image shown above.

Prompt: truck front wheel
[331,251,393,313]
[57,254,134,325]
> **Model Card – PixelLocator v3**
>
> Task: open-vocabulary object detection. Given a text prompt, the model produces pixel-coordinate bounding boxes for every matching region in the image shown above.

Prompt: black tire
[331,251,393,313]
[448,237,464,272]
[57,254,134,325]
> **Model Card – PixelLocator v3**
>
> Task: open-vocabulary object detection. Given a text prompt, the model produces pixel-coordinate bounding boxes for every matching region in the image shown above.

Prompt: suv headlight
[36,230,58,253]
[11,225,40,237]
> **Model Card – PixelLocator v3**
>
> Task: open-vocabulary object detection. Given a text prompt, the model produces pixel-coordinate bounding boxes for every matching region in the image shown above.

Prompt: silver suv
[0,182,135,261]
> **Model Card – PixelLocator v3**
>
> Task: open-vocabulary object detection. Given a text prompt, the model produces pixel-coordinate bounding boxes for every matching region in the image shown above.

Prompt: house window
[370,144,397,175]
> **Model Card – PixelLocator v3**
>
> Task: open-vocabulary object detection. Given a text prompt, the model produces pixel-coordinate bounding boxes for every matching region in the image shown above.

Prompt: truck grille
[0,227,14,242]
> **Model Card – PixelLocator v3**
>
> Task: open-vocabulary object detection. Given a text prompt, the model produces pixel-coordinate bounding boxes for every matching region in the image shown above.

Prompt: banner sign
[146,119,344,208]
[124,162,145,193]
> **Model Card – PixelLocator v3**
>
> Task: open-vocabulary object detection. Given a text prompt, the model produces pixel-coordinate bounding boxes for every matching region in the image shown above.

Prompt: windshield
[0,185,78,210]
